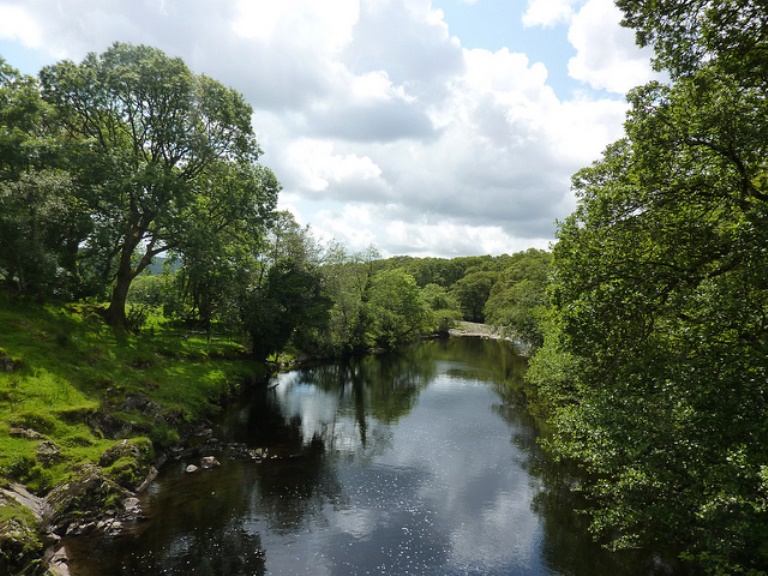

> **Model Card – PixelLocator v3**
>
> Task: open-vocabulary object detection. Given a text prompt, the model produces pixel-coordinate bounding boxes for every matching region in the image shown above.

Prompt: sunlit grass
[0,290,264,492]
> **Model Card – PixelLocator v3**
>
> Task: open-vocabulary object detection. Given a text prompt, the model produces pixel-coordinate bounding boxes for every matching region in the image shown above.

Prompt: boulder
[98,439,142,467]
[200,456,221,469]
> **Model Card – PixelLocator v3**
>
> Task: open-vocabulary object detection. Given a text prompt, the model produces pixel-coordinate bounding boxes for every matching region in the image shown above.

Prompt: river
[65,337,682,575]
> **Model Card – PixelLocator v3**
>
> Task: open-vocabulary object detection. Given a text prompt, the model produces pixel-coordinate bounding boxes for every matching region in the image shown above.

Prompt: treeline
[527,2,768,574]
[0,42,550,362]
[127,237,552,360]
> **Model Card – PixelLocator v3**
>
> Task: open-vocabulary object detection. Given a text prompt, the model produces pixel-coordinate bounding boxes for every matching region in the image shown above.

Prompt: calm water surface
[66,338,681,575]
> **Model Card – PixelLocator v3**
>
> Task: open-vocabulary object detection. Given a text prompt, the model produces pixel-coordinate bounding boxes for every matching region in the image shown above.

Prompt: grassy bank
[0,292,266,572]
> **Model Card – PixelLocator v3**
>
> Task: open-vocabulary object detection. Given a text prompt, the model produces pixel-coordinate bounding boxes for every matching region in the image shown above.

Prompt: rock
[193,427,213,438]
[46,463,132,535]
[66,521,96,536]
[106,520,123,535]
[123,497,141,514]
[121,393,165,420]
[87,412,134,440]
[200,456,220,469]
[247,448,267,461]
[36,441,63,465]
[9,427,42,439]
[46,546,71,576]
[185,464,199,474]
[135,465,159,493]
[99,439,142,467]
[0,483,50,521]
[95,518,123,535]
[0,350,20,372]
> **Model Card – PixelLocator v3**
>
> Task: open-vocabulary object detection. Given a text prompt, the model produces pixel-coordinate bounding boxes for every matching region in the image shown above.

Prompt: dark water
[66,338,682,575]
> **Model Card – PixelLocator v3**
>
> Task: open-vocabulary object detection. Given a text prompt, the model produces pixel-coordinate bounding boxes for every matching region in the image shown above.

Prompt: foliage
[450,269,497,322]
[316,245,380,355]
[38,42,276,329]
[236,212,331,361]
[529,5,768,571]
[485,249,551,349]
[242,259,330,362]
[365,269,433,349]
[617,0,768,86]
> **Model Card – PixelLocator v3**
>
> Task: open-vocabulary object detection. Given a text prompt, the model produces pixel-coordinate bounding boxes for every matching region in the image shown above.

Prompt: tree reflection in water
[66,337,692,576]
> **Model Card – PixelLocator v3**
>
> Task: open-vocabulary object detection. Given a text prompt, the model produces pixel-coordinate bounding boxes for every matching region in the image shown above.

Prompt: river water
[66,337,681,575]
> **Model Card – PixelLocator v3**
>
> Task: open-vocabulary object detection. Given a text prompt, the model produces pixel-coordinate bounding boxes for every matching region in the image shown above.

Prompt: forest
[1,0,767,574]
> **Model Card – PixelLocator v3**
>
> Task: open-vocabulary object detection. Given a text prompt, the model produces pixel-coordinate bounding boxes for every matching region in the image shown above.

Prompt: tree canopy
[39,42,277,328]
[529,2,768,573]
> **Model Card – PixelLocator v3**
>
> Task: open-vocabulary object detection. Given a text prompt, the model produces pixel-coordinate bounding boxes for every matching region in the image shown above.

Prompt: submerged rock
[200,456,221,469]
[185,464,199,474]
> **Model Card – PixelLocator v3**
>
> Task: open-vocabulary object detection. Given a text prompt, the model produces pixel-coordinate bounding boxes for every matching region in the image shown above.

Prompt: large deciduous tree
[529,3,768,572]
[617,0,768,85]
[39,42,274,329]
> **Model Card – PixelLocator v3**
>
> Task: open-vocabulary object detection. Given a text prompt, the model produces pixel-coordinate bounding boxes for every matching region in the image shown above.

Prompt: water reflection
[66,338,684,575]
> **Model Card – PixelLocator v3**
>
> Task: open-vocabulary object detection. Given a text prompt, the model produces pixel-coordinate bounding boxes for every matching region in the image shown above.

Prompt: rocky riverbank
[448,321,529,354]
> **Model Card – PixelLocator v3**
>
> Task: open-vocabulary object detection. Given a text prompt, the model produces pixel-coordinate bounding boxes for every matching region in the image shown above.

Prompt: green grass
[0,291,265,494]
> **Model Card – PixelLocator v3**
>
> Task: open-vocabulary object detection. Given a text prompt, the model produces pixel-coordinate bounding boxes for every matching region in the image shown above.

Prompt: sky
[0,0,659,258]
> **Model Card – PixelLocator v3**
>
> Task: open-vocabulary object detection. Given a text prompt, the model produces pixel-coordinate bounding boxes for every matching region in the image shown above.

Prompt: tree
[0,58,84,296]
[39,43,273,329]
[318,245,381,355]
[242,259,329,362]
[526,5,768,572]
[169,164,279,333]
[365,269,433,349]
[239,212,330,361]
[529,66,768,573]
[450,269,497,322]
[616,0,768,85]
[0,170,75,295]
[484,249,551,349]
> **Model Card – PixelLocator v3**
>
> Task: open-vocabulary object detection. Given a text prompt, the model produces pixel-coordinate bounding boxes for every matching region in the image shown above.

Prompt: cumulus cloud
[522,0,579,28]
[0,0,650,257]
[567,0,656,93]
[0,4,44,49]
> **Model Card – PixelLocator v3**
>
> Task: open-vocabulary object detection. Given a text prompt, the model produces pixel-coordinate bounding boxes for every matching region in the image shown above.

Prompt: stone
[9,427,42,439]
[200,456,220,469]
[99,439,142,467]
[36,441,62,465]
[107,520,123,535]
[185,464,199,474]
[47,546,71,576]
[123,497,141,513]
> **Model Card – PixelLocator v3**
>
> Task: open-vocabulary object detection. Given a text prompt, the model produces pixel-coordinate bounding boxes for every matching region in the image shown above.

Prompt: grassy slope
[0,292,265,568]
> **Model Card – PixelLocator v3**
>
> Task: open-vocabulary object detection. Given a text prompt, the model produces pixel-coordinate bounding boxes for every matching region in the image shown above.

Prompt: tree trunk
[104,219,161,330]
[104,232,142,330]
[105,261,133,331]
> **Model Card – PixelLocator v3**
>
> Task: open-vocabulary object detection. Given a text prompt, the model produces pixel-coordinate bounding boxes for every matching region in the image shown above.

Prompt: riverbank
[448,321,530,354]
[0,293,269,575]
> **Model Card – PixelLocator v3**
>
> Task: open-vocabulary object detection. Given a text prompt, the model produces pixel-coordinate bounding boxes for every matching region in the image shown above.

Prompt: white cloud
[285,140,383,194]
[0,4,43,49]
[0,0,641,257]
[522,0,579,28]
[567,0,656,93]
[231,0,359,53]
